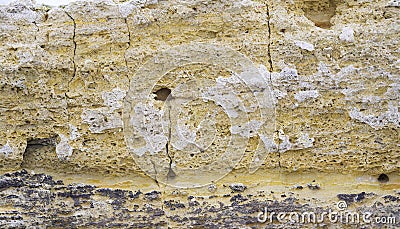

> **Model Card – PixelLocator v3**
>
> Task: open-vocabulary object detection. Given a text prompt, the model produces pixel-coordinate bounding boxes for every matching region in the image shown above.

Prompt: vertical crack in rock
[166,105,176,180]
[265,1,274,74]
[118,5,131,84]
[32,21,39,41]
[276,130,282,169]
[124,17,131,78]
[64,11,77,84]
[63,10,77,133]
[151,160,160,188]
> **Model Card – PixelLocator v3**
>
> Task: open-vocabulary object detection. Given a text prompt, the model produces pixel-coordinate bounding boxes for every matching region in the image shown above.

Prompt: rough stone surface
[0,0,399,176]
[0,170,399,228]
[0,0,399,227]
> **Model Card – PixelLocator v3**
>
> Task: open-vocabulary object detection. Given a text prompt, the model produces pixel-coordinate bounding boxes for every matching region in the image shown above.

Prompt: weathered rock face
[0,0,399,227]
[1,170,400,227]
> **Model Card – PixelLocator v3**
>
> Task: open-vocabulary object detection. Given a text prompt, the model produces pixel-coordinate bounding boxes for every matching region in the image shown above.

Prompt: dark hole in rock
[154,88,171,101]
[378,174,389,183]
[301,0,339,29]
[88,82,97,89]
[26,137,57,147]
[22,136,58,170]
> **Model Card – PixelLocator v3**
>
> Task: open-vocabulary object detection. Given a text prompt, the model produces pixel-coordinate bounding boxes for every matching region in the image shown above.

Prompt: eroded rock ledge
[1,170,400,228]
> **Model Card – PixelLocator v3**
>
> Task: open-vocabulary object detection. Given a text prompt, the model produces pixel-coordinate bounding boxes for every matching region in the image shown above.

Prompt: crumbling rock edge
[0,170,399,228]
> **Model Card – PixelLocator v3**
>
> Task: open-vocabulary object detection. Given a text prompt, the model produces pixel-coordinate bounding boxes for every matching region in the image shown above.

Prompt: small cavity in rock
[378,174,389,183]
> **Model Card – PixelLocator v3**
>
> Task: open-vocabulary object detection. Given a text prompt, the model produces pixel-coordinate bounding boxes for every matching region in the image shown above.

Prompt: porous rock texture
[0,0,399,227]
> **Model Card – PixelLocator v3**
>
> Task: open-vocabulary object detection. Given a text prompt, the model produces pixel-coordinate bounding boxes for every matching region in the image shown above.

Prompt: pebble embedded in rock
[229,183,247,192]
[208,184,217,193]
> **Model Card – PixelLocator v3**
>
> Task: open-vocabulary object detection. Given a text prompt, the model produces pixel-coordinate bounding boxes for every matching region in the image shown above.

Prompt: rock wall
[0,0,399,227]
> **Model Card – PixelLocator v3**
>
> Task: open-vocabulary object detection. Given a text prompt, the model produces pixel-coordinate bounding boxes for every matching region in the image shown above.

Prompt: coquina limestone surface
[0,0,399,227]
